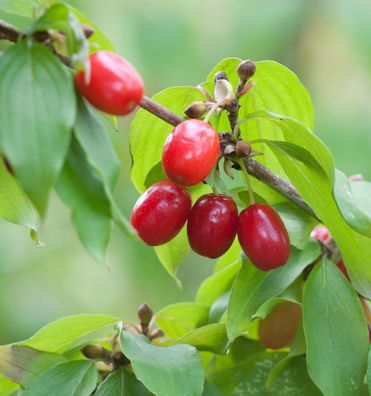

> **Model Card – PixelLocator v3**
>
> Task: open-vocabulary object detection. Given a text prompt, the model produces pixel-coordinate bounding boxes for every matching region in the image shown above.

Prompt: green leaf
[66,5,115,53]
[120,330,205,396]
[196,259,242,306]
[202,380,222,396]
[303,258,369,396]
[95,368,150,396]
[0,0,44,17]
[334,170,371,238]
[154,183,211,279]
[156,303,209,338]
[144,161,166,189]
[274,202,317,250]
[208,352,320,396]
[251,113,371,297]
[20,314,119,353]
[130,86,204,193]
[0,41,76,215]
[74,101,135,237]
[29,3,89,66]
[0,345,65,386]
[209,292,230,323]
[0,157,39,241]
[0,376,19,396]
[368,348,371,395]
[56,138,112,264]
[167,324,229,354]
[227,241,320,341]
[214,238,241,272]
[22,360,98,396]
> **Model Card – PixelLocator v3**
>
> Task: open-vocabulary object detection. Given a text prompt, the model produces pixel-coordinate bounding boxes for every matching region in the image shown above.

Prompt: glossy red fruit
[75,51,144,115]
[336,259,350,280]
[259,301,302,349]
[131,180,191,246]
[162,119,220,185]
[187,194,238,258]
[237,204,290,270]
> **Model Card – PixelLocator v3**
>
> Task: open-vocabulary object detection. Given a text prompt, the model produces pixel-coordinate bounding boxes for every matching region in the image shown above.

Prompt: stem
[0,19,319,222]
[238,159,255,205]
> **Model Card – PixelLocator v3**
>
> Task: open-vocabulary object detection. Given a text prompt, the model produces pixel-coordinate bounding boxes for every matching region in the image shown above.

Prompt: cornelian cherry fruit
[131,180,191,246]
[162,119,220,186]
[259,301,302,349]
[237,203,290,270]
[187,194,238,258]
[75,51,144,115]
[337,259,350,280]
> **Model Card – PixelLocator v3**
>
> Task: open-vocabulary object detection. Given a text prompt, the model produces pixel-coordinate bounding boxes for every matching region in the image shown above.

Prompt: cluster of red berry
[73,50,290,271]
[131,118,290,271]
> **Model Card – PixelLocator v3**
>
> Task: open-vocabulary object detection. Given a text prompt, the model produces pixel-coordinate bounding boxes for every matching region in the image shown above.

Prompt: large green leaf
[227,241,320,340]
[22,360,98,396]
[208,352,320,396]
[20,314,119,353]
[167,324,229,354]
[0,345,65,386]
[56,138,112,263]
[196,259,242,306]
[120,331,205,396]
[130,86,204,193]
[0,376,18,396]
[74,101,135,238]
[156,302,209,338]
[0,0,44,16]
[303,259,369,396]
[334,170,371,238]
[250,112,371,297]
[95,368,150,396]
[0,157,39,240]
[0,41,76,215]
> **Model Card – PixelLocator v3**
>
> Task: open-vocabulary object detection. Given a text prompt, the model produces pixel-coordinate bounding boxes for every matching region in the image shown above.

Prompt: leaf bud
[184,101,209,119]
[138,303,153,326]
[236,141,252,158]
[237,60,256,81]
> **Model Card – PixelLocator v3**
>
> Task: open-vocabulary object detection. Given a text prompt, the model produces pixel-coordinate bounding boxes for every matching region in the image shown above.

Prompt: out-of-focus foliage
[0,0,371,344]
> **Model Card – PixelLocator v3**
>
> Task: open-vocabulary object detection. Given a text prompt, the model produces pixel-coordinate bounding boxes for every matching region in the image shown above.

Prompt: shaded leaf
[120,331,204,396]
[0,0,44,17]
[303,258,369,396]
[95,368,150,396]
[0,41,76,215]
[0,376,19,396]
[22,360,98,396]
[227,241,320,340]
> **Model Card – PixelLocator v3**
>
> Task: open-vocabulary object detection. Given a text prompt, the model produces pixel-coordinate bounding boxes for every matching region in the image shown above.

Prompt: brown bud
[236,141,252,158]
[214,71,228,82]
[237,60,256,81]
[138,303,153,326]
[82,24,95,39]
[112,351,130,366]
[223,158,234,180]
[81,345,103,359]
[184,102,209,119]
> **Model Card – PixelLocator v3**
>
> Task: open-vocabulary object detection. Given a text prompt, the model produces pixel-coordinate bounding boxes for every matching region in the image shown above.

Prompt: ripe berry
[259,301,302,349]
[131,180,191,246]
[75,51,144,115]
[187,194,238,258]
[237,203,290,270]
[336,259,350,280]
[162,119,220,185]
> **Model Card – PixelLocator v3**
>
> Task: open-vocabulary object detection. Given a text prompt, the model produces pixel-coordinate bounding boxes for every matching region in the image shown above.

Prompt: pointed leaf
[0,41,76,215]
[22,360,98,396]
[303,259,369,396]
[0,376,18,396]
[120,331,204,396]
[227,241,320,340]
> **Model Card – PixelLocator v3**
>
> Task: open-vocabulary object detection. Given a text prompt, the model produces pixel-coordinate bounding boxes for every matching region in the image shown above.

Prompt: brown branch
[139,95,319,220]
[0,19,319,221]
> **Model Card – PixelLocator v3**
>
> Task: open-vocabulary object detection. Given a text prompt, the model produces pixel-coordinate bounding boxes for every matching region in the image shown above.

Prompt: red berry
[187,194,238,258]
[237,204,290,270]
[311,225,331,243]
[336,259,350,280]
[259,301,302,349]
[131,180,191,246]
[75,51,144,115]
[162,119,220,185]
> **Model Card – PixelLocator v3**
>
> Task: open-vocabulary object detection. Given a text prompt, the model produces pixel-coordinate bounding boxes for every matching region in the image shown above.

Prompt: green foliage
[120,330,205,396]
[0,0,45,17]
[0,40,76,216]
[0,376,19,396]
[95,368,150,396]
[303,258,369,396]
[227,241,320,340]
[22,360,98,396]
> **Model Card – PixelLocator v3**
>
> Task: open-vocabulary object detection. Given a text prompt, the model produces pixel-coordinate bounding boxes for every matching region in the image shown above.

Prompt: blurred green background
[1,0,371,344]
